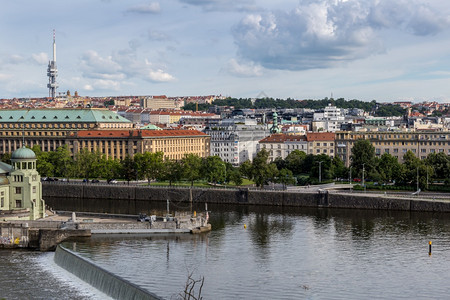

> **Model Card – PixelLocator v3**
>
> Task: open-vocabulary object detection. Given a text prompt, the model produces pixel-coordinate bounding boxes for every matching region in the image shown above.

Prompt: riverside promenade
[42,182,450,213]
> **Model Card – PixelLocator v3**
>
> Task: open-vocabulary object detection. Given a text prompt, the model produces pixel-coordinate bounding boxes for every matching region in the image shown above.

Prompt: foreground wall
[43,184,450,213]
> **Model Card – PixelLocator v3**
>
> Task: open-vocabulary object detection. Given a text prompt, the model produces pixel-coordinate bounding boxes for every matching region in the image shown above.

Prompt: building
[335,130,450,166]
[0,147,45,221]
[73,129,210,160]
[140,96,178,110]
[312,105,345,132]
[204,118,269,165]
[306,132,336,157]
[0,108,132,155]
[258,134,307,162]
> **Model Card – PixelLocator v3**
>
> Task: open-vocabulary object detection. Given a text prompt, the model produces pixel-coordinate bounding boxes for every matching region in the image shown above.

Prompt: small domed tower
[8,147,45,220]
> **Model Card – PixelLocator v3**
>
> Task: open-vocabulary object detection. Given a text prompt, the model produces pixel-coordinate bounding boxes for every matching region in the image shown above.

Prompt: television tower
[47,29,58,100]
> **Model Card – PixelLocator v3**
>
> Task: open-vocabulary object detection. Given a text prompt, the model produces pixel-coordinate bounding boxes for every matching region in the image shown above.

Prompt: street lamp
[318,161,323,183]
[349,166,352,183]
[362,163,365,193]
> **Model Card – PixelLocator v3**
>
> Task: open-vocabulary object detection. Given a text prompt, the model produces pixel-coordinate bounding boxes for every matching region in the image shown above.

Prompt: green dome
[11,147,36,159]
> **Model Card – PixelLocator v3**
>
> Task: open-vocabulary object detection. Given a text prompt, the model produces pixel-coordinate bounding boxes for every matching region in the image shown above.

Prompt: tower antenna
[47,29,59,100]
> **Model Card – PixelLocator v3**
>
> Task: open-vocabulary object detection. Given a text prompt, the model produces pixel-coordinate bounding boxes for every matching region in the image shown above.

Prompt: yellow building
[335,130,450,166]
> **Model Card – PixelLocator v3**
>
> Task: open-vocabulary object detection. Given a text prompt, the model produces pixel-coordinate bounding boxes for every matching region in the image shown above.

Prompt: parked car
[91,179,100,183]
[107,179,118,184]
[82,178,89,183]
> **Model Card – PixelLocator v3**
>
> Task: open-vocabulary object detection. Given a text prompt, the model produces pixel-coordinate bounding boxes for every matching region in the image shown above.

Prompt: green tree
[350,139,377,178]
[377,153,405,183]
[229,167,243,186]
[120,154,137,184]
[161,159,183,186]
[331,155,347,179]
[310,154,332,182]
[251,149,278,188]
[402,151,429,189]
[0,153,11,164]
[284,150,306,175]
[278,168,295,189]
[51,145,73,178]
[203,156,225,185]
[182,153,203,186]
[426,152,450,182]
[135,152,164,184]
[32,145,54,177]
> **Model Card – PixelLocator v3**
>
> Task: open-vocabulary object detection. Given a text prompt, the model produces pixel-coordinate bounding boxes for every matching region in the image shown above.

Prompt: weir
[54,245,162,300]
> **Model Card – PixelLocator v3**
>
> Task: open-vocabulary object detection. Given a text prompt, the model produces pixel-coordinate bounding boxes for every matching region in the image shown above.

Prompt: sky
[2,0,450,102]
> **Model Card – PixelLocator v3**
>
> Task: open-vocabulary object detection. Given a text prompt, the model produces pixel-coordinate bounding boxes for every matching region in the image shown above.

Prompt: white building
[204,117,270,165]
[312,105,345,132]
[258,134,307,162]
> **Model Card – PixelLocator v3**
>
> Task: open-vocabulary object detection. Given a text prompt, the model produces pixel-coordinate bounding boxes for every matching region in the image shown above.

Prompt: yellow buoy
[244,224,247,229]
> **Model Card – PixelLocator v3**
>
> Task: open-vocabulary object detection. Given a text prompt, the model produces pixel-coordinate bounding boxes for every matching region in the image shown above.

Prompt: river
[2,205,450,299]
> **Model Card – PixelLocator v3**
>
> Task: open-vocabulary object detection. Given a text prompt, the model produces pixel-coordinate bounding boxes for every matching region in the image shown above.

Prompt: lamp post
[362,163,365,193]
[349,166,352,183]
[416,166,419,192]
[318,161,323,183]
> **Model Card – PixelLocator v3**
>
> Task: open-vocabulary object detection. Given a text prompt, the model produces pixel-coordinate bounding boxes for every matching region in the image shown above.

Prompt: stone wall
[43,184,450,213]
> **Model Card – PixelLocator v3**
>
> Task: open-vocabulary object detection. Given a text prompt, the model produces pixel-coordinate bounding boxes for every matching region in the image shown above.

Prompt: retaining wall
[42,184,450,213]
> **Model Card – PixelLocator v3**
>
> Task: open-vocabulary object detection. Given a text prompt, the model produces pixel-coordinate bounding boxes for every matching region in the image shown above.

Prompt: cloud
[148,69,174,82]
[126,2,160,14]
[0,74,11,81]
[147,30,171,42]
[1,54,25,65]
[226,58,262,77]
[179,0,256,12]
[232,0,450,71]
[31,53,49,65]
[79,49,175,89]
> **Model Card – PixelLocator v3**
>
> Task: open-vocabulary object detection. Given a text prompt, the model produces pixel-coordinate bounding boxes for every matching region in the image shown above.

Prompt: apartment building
[335,130,450,166]
[204,117,269,165]
[258,134,307,162]
[306,132,336,157]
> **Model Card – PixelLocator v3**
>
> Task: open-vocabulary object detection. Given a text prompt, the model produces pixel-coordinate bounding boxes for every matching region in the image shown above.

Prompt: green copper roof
[140,124,162,130]
[11,147,36,159]
[0,161,13,174]
[0,109,131,123]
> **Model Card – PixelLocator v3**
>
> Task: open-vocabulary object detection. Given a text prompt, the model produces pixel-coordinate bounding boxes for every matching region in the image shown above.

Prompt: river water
[2,205,450,299]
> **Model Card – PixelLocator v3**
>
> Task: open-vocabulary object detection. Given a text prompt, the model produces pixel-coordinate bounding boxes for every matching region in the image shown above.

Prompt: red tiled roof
[260,133,306,143]
[306,132,335,141]
[77,129,208,138]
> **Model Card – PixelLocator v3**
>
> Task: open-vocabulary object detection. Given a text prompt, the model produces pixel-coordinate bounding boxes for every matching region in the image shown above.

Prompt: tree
[426,152,450,182]
[377,153,405,183]
[51,145,73,178]
[32,145,54,177]
[284,150,306,175]
[135,152,164,184]
[120,154,137,184]
[278,168,295,189]
[160,159,183,186]
[251,149,278,188]
[402,151,429,189]
[203,156,225,185]
[331,155,347,180]
[310,154,332,182]
[229,167,243,186]
[350,139,377,178]
[182,154,203,186]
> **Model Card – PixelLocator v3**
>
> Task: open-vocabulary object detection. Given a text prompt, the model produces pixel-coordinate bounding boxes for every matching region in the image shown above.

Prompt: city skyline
[2,0,450,102]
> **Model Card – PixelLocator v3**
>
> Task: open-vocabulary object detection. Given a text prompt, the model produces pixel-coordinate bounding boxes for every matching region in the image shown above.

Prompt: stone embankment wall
[0,222,90,251]
[43,184,450,213]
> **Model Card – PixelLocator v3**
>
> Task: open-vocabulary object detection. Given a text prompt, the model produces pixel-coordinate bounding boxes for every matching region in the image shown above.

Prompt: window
[0,197,3,207]
[15,200,22,208]
[15,187,21,194]
[32,186,36,193]
[421,149,426,153]
[394,149,399,153]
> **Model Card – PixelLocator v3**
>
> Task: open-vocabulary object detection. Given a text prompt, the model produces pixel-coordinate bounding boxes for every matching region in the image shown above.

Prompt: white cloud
[179,0,256,12]
[226,58,262,77]
[126,2,160,14]
[31,52,49,65]
[148,69,174,82]
[232,0,450,71]
[0,74,11,81]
